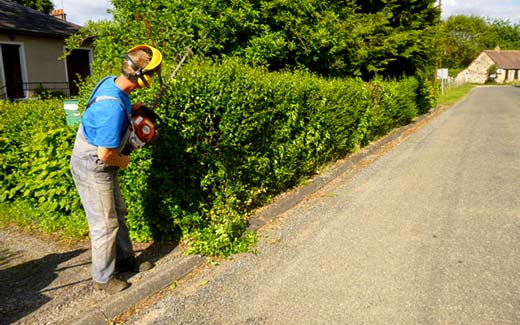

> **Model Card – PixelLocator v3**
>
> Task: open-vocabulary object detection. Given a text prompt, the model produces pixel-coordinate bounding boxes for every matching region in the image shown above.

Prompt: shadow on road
[0,248,86,324]
[0,233,180,325]
[135,240,179,263]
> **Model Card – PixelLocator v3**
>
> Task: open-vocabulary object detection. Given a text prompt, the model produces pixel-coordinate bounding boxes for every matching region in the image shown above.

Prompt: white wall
[0,33,69,97]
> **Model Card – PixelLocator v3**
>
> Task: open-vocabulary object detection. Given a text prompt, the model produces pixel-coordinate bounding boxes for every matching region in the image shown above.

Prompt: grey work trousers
[70,155,134,284]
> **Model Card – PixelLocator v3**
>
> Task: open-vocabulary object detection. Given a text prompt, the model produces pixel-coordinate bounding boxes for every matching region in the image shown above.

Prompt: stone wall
[455,52,494,84]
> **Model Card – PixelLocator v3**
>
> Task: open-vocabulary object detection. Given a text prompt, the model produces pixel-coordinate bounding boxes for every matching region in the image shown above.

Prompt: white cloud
[439,0,520,23]
[52,0,114,26]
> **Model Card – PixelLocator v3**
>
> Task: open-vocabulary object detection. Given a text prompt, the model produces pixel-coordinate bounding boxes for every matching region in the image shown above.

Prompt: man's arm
[98,147,130,168]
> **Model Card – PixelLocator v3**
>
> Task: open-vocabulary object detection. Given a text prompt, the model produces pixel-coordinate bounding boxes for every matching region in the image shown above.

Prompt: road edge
[73,96,470,324]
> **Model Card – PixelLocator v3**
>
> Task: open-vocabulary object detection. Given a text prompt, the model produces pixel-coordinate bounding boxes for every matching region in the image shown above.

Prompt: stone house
[455,49,520,84]
[0,0,91,99]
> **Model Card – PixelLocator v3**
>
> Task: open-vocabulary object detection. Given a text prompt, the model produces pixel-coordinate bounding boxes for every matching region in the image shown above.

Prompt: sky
[51,0,114,25]
[53,0,520,26]
[438,0,520,24]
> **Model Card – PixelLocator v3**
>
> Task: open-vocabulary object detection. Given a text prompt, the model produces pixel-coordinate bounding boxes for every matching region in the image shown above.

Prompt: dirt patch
[0,226,177,324]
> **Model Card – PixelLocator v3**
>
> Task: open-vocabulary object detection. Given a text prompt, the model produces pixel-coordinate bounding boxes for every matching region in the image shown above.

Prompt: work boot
[116,256,154,273]
[93,277,130,295]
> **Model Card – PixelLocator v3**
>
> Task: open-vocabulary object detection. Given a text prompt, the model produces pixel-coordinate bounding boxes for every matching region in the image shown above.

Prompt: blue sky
[53,0,520,26]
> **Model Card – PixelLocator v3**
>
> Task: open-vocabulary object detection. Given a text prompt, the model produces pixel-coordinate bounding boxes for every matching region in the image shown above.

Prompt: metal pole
[150,47,193,109]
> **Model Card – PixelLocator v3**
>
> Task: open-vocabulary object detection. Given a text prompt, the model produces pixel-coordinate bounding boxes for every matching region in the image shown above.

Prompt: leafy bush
[34,85,66,100]
[0,100,87,237]
[1,60,429,256]
[1,99,63,192]
[118,59,422,255]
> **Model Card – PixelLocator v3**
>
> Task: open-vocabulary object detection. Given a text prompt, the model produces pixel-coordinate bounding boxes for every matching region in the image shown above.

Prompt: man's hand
[98,147,131,169]
[132,102,145,113]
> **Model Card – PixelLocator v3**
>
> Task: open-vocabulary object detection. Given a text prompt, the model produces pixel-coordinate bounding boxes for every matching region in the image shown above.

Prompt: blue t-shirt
[82,76,132,148]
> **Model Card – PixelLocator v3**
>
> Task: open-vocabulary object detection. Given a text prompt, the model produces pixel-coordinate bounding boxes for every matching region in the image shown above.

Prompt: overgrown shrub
[35,85,66,100]
[1,60,429,256]
[118,59,423,255]
[0,100,87,236]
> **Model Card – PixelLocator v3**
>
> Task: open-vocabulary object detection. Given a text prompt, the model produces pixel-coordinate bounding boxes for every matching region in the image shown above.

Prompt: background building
[0,0,91,99]
[456,49,520,84]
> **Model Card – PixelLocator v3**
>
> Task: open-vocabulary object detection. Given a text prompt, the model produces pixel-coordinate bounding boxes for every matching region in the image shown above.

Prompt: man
[70,45,162,294]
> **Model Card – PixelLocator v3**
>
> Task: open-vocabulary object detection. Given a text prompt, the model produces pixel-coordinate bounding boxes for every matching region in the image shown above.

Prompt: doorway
[1,44,24,99]
[66,49,91,96]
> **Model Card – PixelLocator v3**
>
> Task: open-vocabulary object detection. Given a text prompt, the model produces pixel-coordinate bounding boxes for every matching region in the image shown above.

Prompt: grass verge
[437,83,477,106]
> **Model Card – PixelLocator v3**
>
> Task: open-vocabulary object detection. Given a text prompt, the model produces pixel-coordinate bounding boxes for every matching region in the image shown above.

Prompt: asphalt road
[124,86,520,324]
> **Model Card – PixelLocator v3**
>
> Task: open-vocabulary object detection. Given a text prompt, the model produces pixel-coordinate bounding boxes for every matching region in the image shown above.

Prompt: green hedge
[0,100,86,236]
[0,60,430,256]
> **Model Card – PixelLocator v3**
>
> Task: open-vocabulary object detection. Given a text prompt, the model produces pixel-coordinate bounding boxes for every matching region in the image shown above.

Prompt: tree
[10,0,54,14]
[488,19,520,49]
[67,0,442,80]
[349,0,443,79]
[442,15,520,70]
[443,15,494,69]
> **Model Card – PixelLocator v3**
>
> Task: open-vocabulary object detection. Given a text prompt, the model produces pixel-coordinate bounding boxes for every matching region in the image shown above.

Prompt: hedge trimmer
[123,47,193,155]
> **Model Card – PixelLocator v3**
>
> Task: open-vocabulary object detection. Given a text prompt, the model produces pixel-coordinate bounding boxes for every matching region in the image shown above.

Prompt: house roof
[484,50,520,69]
[0,0,81,39]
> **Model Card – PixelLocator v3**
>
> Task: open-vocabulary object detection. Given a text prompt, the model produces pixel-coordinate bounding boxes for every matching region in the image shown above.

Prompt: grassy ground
[0,202,37,229]
[436,83,477,106]
[0,201,88,239]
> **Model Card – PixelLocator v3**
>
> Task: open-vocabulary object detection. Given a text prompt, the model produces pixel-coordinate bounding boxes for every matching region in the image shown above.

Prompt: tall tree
[67,0,442,80]
[442,15,520,70]
[443,15,494,69]
[10,0,54,14]
[349,0,442,79]
[488,19,520,49]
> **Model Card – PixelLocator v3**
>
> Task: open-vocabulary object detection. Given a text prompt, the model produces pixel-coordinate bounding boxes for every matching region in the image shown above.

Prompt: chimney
[495,45,501,52]
[51,9,66,21]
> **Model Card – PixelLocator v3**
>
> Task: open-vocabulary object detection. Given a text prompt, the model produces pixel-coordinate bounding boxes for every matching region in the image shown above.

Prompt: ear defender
[123,45,163,88]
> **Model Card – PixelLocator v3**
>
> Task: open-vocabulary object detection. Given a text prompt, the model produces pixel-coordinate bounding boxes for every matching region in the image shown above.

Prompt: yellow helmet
[123,44,163,88]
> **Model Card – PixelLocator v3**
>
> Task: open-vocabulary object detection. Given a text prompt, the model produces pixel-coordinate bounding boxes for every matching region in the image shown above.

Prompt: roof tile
[484,50,520,69]
[0,0,80,38]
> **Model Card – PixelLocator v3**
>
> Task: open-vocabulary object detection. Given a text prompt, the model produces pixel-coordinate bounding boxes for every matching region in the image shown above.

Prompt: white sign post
[437,68,449,95]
